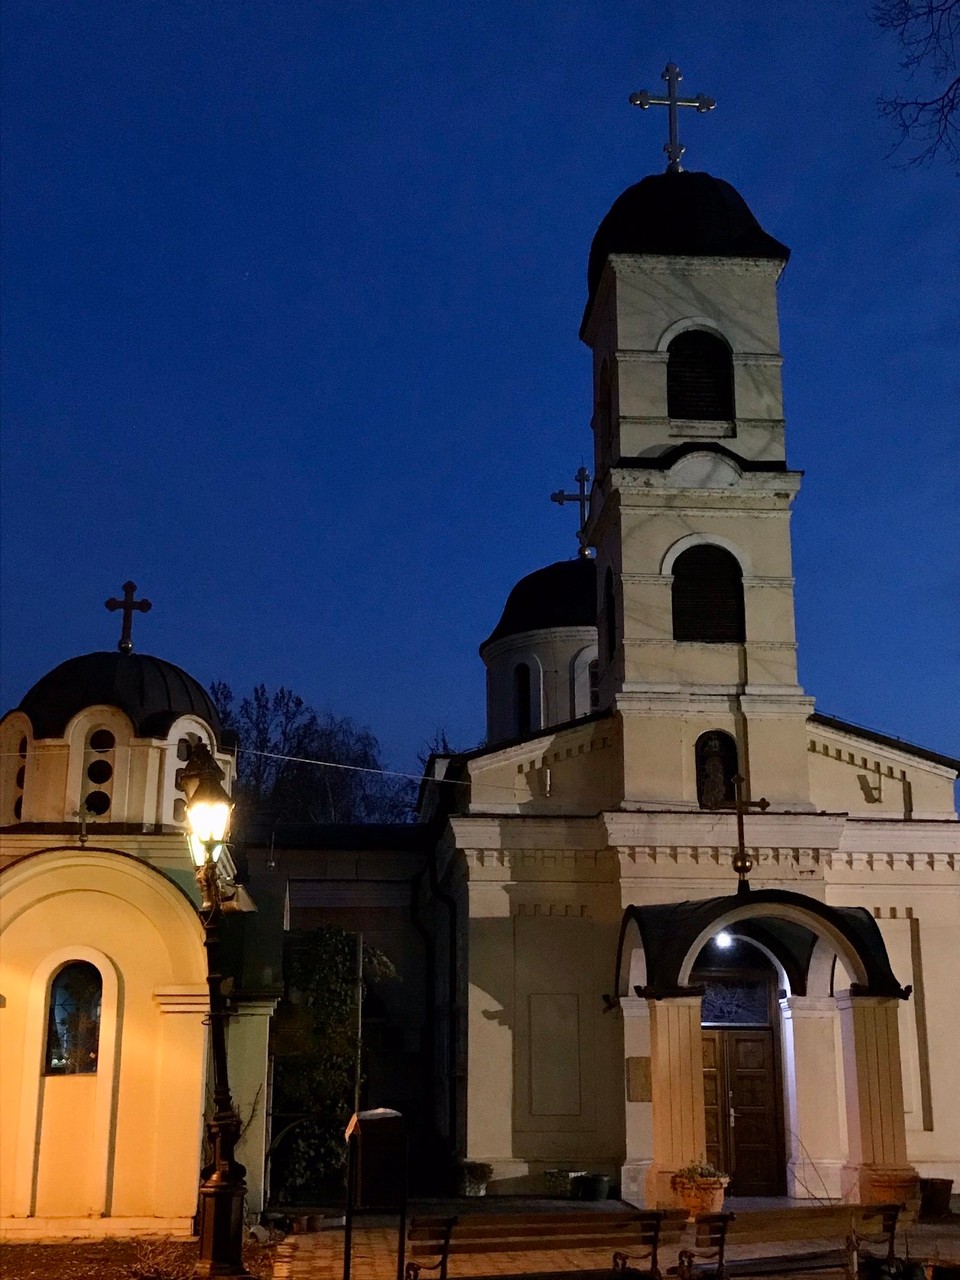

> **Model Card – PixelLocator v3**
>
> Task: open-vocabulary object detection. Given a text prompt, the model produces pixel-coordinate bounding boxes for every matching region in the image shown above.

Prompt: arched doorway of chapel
[691,937,786,1197]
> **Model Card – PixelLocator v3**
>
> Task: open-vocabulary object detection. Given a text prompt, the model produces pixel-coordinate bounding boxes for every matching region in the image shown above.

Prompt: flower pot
[458,1162,493,1196]
[671,1176,728,1219]
[547,1172,586,1198]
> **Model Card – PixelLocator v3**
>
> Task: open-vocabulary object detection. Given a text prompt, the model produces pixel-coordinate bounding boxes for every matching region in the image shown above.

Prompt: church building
[1,93,958,1238]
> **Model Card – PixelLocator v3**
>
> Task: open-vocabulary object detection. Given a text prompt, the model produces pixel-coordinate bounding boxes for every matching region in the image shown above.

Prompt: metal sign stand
[343,1109,407,1280]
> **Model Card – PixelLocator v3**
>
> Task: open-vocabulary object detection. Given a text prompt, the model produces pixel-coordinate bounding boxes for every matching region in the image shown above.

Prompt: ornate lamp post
[181,744,252,1279]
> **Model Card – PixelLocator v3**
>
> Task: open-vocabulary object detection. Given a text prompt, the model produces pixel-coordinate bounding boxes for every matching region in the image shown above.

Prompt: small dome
[585,170,789,315]
[481,559,597,652]
[19,651,223,743]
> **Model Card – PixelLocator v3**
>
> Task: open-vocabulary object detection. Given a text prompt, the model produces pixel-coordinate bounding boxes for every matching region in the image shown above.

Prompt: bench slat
[412,1210,640,1229]
[408,1208,674,1262]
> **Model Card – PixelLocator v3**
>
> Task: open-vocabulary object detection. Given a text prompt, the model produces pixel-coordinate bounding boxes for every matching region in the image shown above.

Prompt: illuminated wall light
[715,930,733,949]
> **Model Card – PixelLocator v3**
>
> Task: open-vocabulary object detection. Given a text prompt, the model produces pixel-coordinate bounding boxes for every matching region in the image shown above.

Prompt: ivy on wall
[268,925,396,1205]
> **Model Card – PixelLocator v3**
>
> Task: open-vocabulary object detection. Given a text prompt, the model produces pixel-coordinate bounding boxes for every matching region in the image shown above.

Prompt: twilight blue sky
[2,1,958,774]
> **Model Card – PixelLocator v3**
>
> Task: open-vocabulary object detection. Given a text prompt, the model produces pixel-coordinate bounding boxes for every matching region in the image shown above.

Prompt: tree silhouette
[874,0,959,165]
[210,682,415,825]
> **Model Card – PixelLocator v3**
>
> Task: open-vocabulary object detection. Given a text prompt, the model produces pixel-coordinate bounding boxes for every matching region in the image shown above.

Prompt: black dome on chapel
[585,170,790,317]
[481,559,597,653]
[19,651,223,743]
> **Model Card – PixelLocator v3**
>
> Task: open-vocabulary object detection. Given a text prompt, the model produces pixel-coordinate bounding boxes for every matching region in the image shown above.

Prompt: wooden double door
[703,1027,786,1196]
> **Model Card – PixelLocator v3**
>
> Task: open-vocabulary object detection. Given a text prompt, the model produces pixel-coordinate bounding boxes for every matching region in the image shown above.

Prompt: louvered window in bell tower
[672,545,745,642]
[667,331,734,421]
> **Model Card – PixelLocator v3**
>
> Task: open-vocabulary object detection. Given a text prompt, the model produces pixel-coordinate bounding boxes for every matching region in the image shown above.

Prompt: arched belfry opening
[667,330,734,421]
[613,892,916,1209]
[672,544,745,642]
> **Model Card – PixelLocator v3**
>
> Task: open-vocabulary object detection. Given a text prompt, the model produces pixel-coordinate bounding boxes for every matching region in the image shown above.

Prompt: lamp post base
[193,1180,252,1278]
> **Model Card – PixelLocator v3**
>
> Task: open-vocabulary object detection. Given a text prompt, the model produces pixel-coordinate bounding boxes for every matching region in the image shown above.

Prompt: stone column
[228,998,278,1216]
[151,987,211,1223]
[620,996,654,1206]
[780,996,846,1198]
[648,995,706,1208]
[836,992,919,1212]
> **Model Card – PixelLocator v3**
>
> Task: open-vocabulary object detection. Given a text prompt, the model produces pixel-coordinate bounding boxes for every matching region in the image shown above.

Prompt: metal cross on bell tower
[629,63,716,173]
[731,774,769,895]
[105,580,152,653]
[551,467,592,558]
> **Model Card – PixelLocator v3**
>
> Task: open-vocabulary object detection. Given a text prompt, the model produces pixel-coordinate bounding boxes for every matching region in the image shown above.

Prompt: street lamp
[181,743,251,1279]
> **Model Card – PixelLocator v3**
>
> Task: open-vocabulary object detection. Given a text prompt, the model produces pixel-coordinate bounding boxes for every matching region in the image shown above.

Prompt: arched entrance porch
[613,890,919,1213]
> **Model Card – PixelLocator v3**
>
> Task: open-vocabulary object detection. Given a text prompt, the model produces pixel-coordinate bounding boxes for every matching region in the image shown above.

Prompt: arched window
[44,962,102,1074]
[513,663,532,737]
[667,330,734,421]
[603,568,617,662]
[596,360,613,449]
[696,731,739,809]
[672,545,745,642]
[570,647,600,720]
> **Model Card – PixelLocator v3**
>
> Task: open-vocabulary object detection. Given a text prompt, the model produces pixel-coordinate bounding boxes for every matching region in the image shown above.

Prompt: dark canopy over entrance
[613,888,909,1001]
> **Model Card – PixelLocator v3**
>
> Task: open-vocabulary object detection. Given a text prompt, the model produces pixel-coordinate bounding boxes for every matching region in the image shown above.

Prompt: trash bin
[570,1172,610,1201]
[919,1177,953,1219]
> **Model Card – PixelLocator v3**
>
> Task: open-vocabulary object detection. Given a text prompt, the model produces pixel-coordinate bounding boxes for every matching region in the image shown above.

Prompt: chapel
[1,91,958,1239]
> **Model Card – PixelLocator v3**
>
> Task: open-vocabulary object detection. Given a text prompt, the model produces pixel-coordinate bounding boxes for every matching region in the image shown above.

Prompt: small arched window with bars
[667,330,734,421]
[44,961,102,1074]
[672,545,745,642]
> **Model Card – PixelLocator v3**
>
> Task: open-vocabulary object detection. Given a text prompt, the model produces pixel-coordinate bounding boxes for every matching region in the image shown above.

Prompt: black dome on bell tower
[585,170,790,319]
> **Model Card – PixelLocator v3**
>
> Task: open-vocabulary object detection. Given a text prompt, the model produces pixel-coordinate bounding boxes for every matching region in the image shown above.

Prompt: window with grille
[667,331,734,421]
[44,962,102,1074]
[588,659,600,711]
[672,545,745,642]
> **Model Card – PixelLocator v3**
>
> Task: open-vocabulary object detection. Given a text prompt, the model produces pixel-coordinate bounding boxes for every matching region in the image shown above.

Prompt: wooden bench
[673,1202,904,1279]
[405,1208,688,1280]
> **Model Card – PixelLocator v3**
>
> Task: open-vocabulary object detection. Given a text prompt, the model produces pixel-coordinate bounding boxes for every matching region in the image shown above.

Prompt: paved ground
[269,1200,960,1280]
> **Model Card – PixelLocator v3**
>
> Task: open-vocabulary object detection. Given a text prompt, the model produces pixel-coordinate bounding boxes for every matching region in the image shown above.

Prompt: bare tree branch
[211,681,416,825]
[873,0,960,165]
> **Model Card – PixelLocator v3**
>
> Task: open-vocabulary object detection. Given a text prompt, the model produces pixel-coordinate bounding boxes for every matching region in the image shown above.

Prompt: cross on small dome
[105,581,152,653]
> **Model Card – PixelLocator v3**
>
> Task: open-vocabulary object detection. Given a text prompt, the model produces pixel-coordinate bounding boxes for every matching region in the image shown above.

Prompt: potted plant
[458,1159,493,1196]
[669,1158,729,1218]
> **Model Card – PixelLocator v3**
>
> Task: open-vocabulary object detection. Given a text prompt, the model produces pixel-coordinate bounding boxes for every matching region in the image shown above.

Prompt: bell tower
[581,149,814,810]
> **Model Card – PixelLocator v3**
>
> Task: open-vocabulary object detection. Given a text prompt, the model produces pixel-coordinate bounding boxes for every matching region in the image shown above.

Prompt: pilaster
[647,995,706,1207]
[836,991,919,1214]
[780,996,846,1199]
[619,996,653,1206]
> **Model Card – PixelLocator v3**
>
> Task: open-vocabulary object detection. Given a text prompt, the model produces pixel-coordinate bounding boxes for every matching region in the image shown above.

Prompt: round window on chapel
[87,759,113,785]
[84,791,111,816]
[89,729,116,753]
